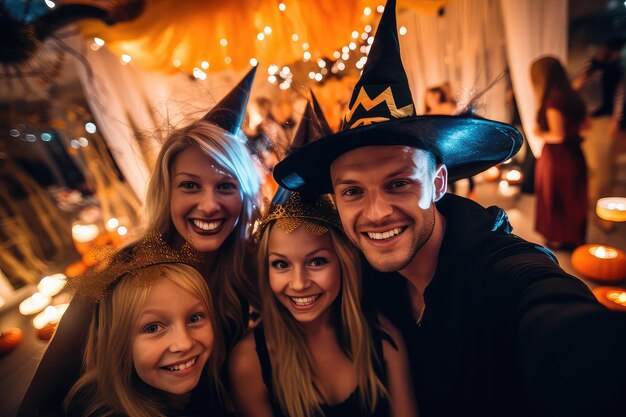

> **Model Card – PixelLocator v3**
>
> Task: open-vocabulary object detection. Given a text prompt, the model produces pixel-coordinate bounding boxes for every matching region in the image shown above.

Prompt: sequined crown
[67,230,204,301]
[256,188,342,239]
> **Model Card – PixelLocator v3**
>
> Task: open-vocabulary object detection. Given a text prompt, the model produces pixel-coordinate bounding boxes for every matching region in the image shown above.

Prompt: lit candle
[589,245,618,259]
[37,273,66,297]
[592,286,626,312]
[596,197,626,222]
[32,303,69,329]
[72,223,99,254]
[19,292,51,315]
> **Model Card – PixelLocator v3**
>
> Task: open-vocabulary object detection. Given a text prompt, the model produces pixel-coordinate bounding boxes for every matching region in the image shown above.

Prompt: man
[274,1,626,416]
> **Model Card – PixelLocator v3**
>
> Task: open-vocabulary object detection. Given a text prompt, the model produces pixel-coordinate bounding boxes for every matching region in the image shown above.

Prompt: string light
[314,73,323,82]
[257,33,265,41]
[94,37,105,47]
[85,122,97,134]
[342,53,350,60]
[41,132,53,142]
[317,59,326,68]
[201,61,209,69]
[309,72,316,79]
[399,26,408,36]
[268,64,279,75]
[44,0,55,8]
[224,56,232,64]
[25,134,36,142]
[337,62,346,71]
[302,42,310,50]
[303,51,311,60]
[351,30,359,39]
[292,34,299,41]
[365,25,372,33]
[278,2,286,11]
[172,59,182,67]
[268,75,277,83]
[349,42,357,50]
[264,26,272,35]
[220,38,228,46]
[78,137,89,147]
[120,54,132,64]
[363,7,372,15]
[9,129,19,137]
[377,4,385,13]
[250,58,258,66]
[333,51,341,59]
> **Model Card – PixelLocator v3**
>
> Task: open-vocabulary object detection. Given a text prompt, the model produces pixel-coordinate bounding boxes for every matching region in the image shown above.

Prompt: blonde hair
[64,263,223,417]
[257,223,387,417]
[145,120,261,346]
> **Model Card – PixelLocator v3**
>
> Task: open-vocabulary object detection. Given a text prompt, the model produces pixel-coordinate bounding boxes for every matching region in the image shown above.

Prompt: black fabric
[253,324,391,417]
[362,194,626,417]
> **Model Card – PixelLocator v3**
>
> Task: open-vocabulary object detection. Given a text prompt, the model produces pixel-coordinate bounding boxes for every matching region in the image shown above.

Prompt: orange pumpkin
[592,286,626,312]
[65,261,87,277]
[37,322,58,341]
[571,245,626,282]
[0,327,23,354]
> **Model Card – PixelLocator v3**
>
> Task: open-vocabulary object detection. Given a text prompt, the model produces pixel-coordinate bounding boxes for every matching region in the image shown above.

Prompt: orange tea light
[596,197,626,222]
[592,287,626,312]
[571,245,626,282]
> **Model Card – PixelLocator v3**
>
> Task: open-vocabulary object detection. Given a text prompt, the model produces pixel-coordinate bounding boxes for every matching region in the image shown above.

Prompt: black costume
[364,194,626,417]
[253,324,391,417]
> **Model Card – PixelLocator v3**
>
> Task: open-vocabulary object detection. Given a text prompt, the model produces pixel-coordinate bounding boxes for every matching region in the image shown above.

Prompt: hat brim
[274,115,523,195]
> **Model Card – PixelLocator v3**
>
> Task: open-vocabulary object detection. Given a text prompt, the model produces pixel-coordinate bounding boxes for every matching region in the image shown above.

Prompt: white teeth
[290,294,321,306]
[367,228,402,240]
[166,357,196,371]
[192,219,222,231]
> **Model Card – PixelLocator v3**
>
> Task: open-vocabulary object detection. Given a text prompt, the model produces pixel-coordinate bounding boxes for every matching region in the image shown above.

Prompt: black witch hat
[257,92,341,238]
[203,66,257,135]
[274,0,522,194]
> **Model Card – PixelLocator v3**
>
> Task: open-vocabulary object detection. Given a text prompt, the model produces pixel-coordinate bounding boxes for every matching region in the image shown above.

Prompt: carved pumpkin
[0,327,23,354]
[571,245,626,282]
[592,286,626,312]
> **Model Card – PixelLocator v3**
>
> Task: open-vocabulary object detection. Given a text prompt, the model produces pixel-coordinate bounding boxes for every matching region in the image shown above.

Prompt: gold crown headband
[67,230,204,301]
[255,191,342,240]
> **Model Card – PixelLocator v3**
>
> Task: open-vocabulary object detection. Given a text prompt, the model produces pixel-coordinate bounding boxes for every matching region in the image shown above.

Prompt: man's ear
[433,164,448,202]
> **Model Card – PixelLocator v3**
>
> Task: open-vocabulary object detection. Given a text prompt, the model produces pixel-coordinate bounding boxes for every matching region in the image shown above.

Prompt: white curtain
[500,0,568,157]
[398,0,509,123]
[70,35,250,201]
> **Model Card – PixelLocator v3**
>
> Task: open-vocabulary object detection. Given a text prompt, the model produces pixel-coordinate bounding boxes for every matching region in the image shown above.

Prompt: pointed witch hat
[274,0,522,194]
[203,66,257,135]
[257,91,341,239]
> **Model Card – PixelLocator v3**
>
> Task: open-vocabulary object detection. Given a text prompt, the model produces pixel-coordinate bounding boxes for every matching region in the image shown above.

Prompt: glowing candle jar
[596,197,626,222]
[592,287,626,312]
[571,244,626,282]
[37,273,66,297]
[72,223,100,255]
[19,292,51,315]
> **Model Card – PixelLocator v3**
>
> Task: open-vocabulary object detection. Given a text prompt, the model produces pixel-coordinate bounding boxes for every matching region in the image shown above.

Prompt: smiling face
[331,145,447,273]
[267,225,341,325]
[132,277,214,396]
[169,146,243,253]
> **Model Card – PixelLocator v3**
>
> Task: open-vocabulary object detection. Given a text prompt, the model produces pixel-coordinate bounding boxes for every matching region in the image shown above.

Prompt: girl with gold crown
[19,68,262,416]
[228,97,418,417]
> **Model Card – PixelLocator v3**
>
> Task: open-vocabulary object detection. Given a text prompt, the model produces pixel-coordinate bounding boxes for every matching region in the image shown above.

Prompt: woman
[229,190,417,417]
[530,56,590,249]
[18,68,261,416]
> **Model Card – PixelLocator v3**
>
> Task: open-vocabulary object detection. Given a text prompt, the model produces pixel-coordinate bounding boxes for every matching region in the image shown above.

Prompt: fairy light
[85,122,97,134]
[365,25,372,33]
[78,137,89,147]
[351,30,359,39]
[117,226,128,236]
[368,36,375,45]
[361,32,369,40]
[224,56,232,64]
[9,129,19,137]
[309,72,316,79]
[302,42,310,50]
[94,37,105,47]
[318,59,326,68]
[264,26,272,35]
[333,51,341,59]
[172,59,181,67]
[44,0,55,8]
[201,61,209,69]
[399,26,408,36]
[120,54,132,64]
[257,33,265,41]
[220,38,228,46]
[364,7,372,15]
[250,58,258,66]
[25,134,36,142]
[303,51,311,60]
[292,34,299,41]
[314,73,323,82]
[377,4,385,13]
[268,75,277,83]
[342,53,350,61]
[278,2,286,11]
[193,67,207,80]
[337,62,346,71]
[320,68,328,75]
[268,64,279,75]
[281,66,291,75]
[349,42,357,50]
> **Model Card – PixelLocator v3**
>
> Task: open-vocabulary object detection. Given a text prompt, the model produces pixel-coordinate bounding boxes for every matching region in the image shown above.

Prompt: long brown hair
[257,223,387,417]
[64,264,223,417]
[145,120,261,347]
[530,56,586,129]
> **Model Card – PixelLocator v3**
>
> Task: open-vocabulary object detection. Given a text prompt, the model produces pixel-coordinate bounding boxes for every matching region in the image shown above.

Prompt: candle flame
[607,291,626,306]
[589,246,619,259]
